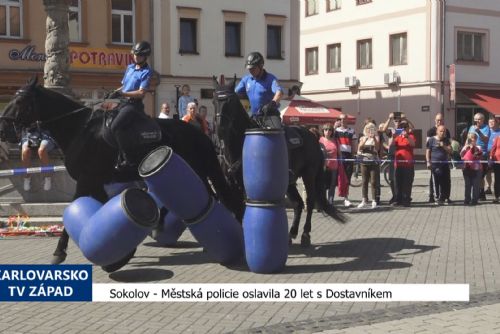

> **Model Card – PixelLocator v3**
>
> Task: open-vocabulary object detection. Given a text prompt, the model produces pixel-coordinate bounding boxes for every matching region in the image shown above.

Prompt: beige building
[152,0,300,120]
[300,0,500,151]
[0,0,154,114]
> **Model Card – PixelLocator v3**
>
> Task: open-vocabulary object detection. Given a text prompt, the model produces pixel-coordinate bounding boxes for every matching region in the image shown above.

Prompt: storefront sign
[8,45,47,62]
[7,45,133,70]
[69,46,134,70]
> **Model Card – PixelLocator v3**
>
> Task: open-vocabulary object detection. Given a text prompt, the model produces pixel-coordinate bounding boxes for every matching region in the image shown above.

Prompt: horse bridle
[213,90,243,178]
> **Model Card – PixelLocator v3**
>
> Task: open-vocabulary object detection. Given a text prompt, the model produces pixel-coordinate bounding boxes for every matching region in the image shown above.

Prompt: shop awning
[462,89,500,116]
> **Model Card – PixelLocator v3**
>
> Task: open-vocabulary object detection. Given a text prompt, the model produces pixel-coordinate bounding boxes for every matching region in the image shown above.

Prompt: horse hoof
[101,248,136,273]
[300,234,311,248]
[50,250,67,265]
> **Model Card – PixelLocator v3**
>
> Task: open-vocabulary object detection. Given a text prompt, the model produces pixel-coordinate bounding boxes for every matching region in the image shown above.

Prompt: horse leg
[287,184,304,244]
[301,172,317,248]
[51,176,108,265]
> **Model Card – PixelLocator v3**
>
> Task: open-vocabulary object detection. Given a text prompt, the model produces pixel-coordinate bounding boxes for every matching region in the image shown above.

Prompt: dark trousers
[431,164,451,201]
[324,169,338,203]
[395,166,414,205]
[110,101,145,160]
[360,163,380,200]
[341,152,353,185]
[494,164,500,199]
[463,169,482,203]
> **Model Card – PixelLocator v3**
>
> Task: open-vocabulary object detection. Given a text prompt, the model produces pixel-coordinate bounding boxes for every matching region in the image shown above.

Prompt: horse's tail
[315,156,348,224]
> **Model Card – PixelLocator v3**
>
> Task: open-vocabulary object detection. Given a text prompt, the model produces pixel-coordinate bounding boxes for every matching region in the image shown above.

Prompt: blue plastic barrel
[187,198,244,264]
[139,146,210,221]
[103,181,145,198]
[243,129,288,201]
[243,201,289,273]
[63,196,103,245]
[150,210,187,246]
[78,188,159,266]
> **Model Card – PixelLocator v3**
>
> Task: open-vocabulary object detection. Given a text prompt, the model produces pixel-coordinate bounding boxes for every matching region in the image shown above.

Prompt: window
[225,22,241,57]
[356,0,372,5]
[267,25,282,59]
[69,0,81,42]
[390,33,407,66]
[327,0,341,11]
[111,0,134,44]
[327,43,341,72]
[180,18,197,54]
[357,39,372,69]
[306,0,318,17]
[457,30,485,62]
[305,47,318,75]
[0,0,22,38]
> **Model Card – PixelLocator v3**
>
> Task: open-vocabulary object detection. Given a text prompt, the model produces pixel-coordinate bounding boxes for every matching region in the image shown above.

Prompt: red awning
[280,95,355,125]
[462,89,500,116]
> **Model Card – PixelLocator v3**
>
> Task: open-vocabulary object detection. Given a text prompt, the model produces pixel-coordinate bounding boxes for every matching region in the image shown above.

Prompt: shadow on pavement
[109,268,174,282]
[283,238,438,274]
[142,240,200,249]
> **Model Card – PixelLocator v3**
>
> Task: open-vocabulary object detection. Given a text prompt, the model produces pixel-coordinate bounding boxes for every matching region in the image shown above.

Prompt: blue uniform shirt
[235,70,283,115]
[121,63,152,93]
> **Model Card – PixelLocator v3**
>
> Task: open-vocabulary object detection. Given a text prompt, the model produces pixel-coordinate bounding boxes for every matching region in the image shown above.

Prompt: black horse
[212,77,345,247]
[0,77,245,268]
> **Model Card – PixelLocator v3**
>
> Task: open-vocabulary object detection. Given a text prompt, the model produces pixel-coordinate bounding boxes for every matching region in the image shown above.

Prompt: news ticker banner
[0,265,469,302]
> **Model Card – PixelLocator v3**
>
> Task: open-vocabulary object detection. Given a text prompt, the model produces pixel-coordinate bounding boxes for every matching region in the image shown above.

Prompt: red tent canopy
[280,95,355,125]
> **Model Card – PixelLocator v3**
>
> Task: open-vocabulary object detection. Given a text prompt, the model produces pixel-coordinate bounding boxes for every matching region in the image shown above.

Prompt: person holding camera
[468,113,491,200]
[235,52,283,128]
[20,126,56,191]
[426,113,451,203]
[357,121,380,209]
[381,111,414,204]
[392,120,416,207]
[461,132,484,205]
[426,125,452,205]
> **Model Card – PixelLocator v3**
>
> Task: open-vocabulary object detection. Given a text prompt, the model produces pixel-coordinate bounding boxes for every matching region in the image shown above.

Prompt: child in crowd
[460,133,483,205]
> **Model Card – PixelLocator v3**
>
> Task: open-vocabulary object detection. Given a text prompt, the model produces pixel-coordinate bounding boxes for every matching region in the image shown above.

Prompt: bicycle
[350,155,391,187]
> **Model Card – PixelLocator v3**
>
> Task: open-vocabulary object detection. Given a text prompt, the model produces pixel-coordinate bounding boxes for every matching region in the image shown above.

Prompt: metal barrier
[0,165,67,178]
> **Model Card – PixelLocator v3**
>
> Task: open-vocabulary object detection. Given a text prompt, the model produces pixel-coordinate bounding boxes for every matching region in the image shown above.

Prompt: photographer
[426,125,452,205]
[461,133,483,205]
[381,111,414,204]
[468,113,491,200]
[392,120,416,207]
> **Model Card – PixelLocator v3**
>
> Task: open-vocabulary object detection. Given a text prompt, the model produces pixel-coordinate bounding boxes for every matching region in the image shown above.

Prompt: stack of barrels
[64,188,159,266]
[242,129,289,273]
[139,146,244,265]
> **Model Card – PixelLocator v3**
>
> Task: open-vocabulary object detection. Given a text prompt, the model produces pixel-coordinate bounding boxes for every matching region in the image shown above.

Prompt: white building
[300,0,500,152]
[152,0,300,120]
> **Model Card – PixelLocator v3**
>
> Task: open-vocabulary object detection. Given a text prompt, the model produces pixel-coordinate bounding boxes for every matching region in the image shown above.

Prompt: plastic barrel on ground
[63,196,103,244]
[78,188,159,266]
[139,146,210,221]
[186,198,244,265]
[151,210,187,246]
[243,129,288,201]
[243,201,288,273]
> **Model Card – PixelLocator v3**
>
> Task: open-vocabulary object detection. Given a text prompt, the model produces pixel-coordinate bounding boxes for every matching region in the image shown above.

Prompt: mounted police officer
[235,52,284,128]
[106,41,160,170]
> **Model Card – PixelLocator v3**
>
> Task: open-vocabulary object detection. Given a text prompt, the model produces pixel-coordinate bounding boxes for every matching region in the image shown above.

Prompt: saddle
[101,103,162,150]
[283,126,304,150]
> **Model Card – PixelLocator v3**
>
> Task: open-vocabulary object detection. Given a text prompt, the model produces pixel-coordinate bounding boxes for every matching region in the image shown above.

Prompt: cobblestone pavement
[1,169,499,333]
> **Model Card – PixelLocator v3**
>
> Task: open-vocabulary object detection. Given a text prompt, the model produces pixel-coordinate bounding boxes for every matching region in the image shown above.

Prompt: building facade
[152,0,300,121]
[300,0,500,151]
[0,0,154,114]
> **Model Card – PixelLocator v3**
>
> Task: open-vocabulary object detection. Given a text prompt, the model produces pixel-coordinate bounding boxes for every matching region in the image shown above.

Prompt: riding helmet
[132,41,151,57]
[245,52,264,69]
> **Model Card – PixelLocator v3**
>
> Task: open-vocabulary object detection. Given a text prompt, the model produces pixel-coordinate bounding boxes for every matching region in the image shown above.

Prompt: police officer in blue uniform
[235,52,284,128]
[107,41,156,169]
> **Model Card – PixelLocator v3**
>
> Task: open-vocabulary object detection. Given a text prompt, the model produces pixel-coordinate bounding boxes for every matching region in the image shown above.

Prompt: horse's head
[0,76,41,143]
[212,76,253,139]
